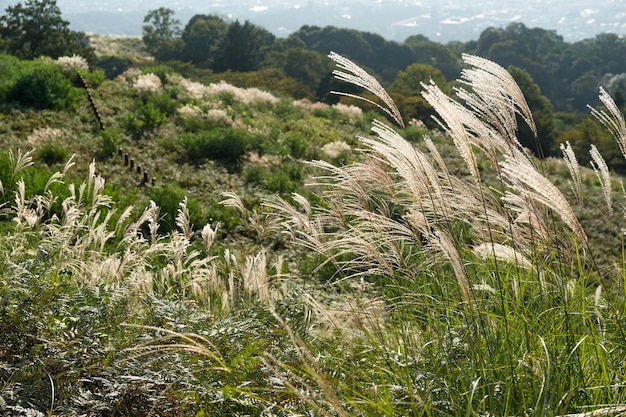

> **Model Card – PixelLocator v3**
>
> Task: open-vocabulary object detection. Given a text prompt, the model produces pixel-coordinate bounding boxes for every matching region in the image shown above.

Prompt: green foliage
[95,129,121,160]
[35,140,68,165]
[147,182,206,233]
[7,62,80,110]
[270,47,332,95]
[243,160,305,195]
[80,67,106,89]
[180,14,228,68]
[142,7,182,59]
[0,0,94,60]
[179,127,263,169]
[213,20,276,73]
[0,53,24,99]
[96,54,135,79]
[123,91,177,138]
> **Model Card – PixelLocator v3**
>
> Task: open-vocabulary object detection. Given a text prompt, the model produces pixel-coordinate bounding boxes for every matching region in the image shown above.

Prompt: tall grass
[264,53,626,415]
[3,52,626,416]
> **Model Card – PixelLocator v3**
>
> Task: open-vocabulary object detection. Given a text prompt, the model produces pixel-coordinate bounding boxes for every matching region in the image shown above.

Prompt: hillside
[2,44,626,415]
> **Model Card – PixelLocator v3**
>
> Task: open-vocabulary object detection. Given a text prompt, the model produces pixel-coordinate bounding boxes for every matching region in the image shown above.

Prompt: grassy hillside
[1,47,626,416]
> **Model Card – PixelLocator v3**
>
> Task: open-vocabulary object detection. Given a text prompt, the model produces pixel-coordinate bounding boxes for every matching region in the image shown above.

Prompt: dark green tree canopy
[213,20,275,72]
[0,0,93,60]
[180,14,229,68]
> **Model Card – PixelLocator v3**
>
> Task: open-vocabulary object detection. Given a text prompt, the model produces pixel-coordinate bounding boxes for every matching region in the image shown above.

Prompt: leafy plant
[8,63,80,110]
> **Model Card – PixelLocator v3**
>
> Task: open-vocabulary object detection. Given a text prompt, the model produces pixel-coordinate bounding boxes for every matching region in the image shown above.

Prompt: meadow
[1,48,626,416]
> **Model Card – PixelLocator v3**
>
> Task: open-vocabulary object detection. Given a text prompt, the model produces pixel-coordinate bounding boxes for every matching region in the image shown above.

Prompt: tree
[142,7,182,61]
[181,14,228,68]
[0,0,92,60]
[213,20,275,72]
[389,64,450,127]
[270,47,331,93]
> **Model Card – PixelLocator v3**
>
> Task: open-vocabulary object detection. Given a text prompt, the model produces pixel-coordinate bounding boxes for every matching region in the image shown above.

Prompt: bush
[243,160,304,194]
[95,129,121,161]
[8,63,80,110]
[180,127,263,169]
[35,141,69,166]
[123,97,168,139]
[96,55,135,79]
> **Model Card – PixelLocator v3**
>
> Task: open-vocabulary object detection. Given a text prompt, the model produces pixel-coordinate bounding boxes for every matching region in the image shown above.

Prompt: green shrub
[95,129,121,160]
[0,53,24,99]
[81,68,106,89]
[123,99,167,139]
[35,141,69,166]
[96,55,135,79]
[8,64,80,110]
[243,160,304,194]
[283,133,310,159]
[180,127,262,168]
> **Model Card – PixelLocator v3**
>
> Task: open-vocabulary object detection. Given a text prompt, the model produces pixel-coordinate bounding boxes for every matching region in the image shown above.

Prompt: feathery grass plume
[328,51,404,127]
[460,54,536,145]
[362,119,448,214]
[501,149,587,243]
[589,87,626,159]
[133,72,162,93]
[427,229,471,305]
[242,251,270,303]
[201,222,220,254]
[473,242,534,270]
[561,141,584,207]
[175,197,194,240]
[423,135,450,178]
[421,80,481,180]
[589,144,613,216]
[9,149,34,179]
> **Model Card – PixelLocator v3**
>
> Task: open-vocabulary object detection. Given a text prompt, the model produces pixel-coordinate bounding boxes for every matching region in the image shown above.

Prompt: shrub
[123,93,174,139]
[243,160,304,194]
[180,127,263,169]
[96,55,135,79]
[8,64,80,110]
[95,129,121,160]
[35,141,69,166]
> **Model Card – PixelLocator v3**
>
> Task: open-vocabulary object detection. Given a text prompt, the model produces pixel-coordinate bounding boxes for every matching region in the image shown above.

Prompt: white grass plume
[589,87,626,159]
[501,149,587,243]
[460,54,536,144]
[328,51,404,127]
[589,144,613,216]
[561,141,583,207]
